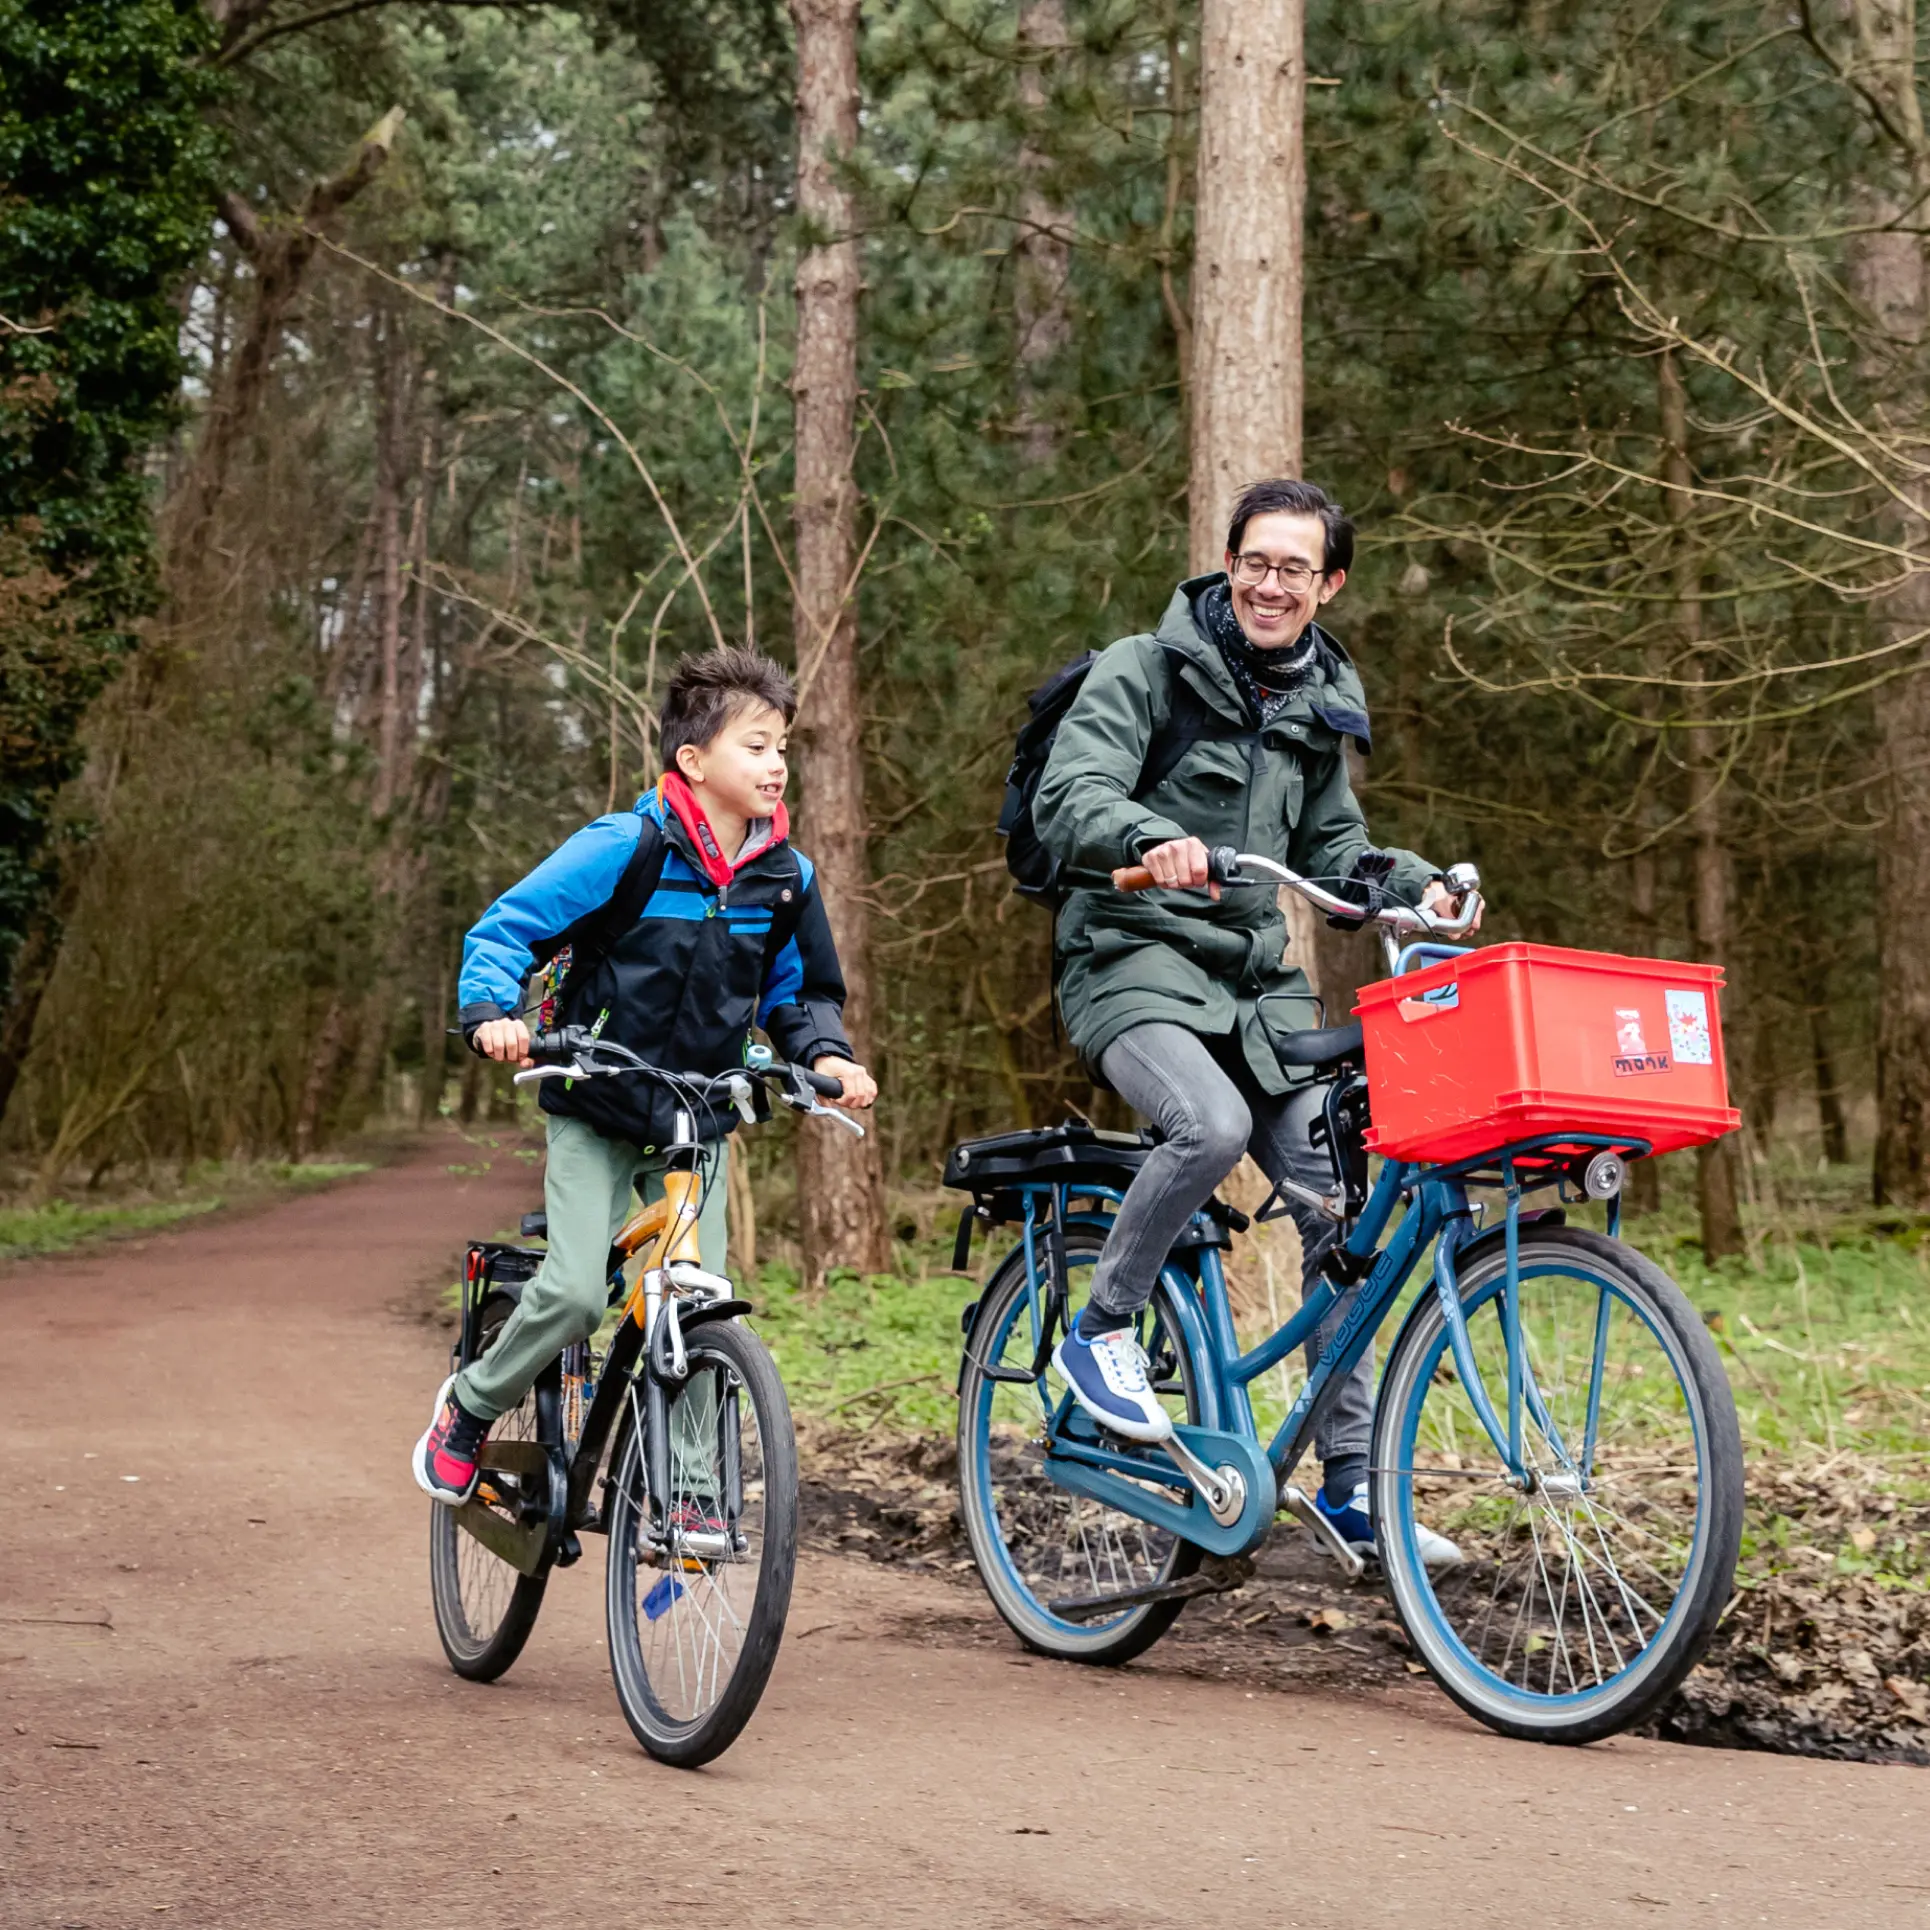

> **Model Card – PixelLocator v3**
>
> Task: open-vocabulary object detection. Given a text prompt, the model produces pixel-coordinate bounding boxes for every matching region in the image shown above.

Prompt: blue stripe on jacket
[458,793,802,1018]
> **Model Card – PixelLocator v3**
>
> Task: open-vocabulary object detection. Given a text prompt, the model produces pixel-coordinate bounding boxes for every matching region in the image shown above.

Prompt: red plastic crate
[1353,942,1740,1167]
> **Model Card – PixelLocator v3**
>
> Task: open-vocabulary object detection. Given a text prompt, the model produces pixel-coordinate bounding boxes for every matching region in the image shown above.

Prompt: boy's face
[675,700,789,821]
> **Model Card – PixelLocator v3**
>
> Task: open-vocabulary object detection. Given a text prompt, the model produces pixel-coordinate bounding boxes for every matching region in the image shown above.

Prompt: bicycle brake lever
[808,1100,866,1138]
[513,1061,589,1086]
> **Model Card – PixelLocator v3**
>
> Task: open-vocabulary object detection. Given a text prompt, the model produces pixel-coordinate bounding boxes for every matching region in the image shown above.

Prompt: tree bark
[789,0,889,1283]
[1012,0,1071,465]
[1190,0,1311,984]
[1822,0,1930,1203]
[1188,0,1304,569]
[1658,348,1744,1258]
[177,109,403,575]
[1809,998,1851,1167]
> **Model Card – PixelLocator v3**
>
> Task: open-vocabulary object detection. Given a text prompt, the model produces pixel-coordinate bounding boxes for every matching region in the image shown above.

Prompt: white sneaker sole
[412,1372,480,1508]
[1050,1339,1174,1445]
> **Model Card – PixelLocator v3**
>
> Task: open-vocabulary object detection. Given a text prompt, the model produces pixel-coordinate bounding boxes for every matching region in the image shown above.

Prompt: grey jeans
[1090,1022,1373,1468]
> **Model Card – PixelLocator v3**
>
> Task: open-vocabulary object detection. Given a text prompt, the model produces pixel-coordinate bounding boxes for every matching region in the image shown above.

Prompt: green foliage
[0,1193,217,1257]
[0,0,216,998]
[0,0,1906,1201]
[0,1156,367,1258]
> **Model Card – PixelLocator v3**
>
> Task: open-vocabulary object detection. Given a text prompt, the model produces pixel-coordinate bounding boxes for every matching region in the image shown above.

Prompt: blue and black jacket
[458,787,853,1150]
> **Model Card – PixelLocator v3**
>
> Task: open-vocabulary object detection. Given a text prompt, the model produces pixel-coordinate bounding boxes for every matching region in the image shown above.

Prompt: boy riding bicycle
[414,646,877,1504]
[1034,479,1475,1568]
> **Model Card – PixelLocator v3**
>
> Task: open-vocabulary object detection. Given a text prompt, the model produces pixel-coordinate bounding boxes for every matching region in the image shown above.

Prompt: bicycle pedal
[1280,1485,1366,1581]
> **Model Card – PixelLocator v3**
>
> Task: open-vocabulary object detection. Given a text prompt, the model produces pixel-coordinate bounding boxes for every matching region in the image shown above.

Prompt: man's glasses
[1230,553,1323,591]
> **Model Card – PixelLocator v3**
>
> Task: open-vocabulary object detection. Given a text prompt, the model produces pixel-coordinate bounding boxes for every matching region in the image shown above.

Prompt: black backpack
[997,643,1257,906]
[518,819,805,1030]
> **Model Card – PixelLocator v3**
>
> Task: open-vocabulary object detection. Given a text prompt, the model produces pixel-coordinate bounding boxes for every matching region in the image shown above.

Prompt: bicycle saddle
[1272,1020,1364,1068]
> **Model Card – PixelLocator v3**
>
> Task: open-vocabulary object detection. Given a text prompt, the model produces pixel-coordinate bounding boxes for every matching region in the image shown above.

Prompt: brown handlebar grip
[1112,865,1157,891]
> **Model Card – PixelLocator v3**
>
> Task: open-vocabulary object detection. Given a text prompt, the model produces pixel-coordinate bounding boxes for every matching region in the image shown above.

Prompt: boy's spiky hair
[658,646,796,767]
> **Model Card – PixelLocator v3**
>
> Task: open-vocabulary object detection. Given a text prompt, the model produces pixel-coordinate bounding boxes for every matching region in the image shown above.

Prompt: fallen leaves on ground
[800,1423,1930,1764]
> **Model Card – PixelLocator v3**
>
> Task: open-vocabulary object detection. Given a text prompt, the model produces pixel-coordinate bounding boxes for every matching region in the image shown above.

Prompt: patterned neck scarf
[1200,580,1317,723]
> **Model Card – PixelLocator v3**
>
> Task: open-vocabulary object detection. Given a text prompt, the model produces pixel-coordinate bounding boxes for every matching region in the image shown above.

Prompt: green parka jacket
[1034,573,1439,1093]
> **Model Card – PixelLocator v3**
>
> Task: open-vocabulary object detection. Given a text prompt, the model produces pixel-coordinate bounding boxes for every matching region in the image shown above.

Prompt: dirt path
[3,1133,1925,1930]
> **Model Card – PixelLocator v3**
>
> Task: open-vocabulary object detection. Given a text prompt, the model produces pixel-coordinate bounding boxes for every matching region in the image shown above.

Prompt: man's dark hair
[659,646,797,766]
[1225,479,1355,576]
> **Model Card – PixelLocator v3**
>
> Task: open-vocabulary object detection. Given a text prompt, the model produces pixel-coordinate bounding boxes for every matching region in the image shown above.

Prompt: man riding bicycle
[1034,478,1474,1567]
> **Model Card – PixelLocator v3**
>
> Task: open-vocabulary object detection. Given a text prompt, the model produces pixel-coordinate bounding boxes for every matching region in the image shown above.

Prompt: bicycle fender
[1045,1423,1275,1559]
[676,1297,754,1332]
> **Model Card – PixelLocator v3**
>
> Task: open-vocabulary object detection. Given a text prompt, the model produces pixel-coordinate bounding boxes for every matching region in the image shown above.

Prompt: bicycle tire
[604,1319,797,1767]
[957,1228,1204,1666]
[429,1292,550,1682]
[1373,1224,1743,1744]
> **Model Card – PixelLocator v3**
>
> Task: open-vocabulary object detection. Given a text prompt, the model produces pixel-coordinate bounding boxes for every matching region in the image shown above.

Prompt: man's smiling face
[1225,508,1347,648]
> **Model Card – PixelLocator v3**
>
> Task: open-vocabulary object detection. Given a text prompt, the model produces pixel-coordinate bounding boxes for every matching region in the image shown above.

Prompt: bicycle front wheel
[605,1319,797,1767]
[1373,1224,1743,1744]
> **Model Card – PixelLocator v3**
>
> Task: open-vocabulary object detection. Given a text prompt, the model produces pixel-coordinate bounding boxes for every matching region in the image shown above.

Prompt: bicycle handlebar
[525,1026,841,1096]
[1110,847,1483,939]
[516,1027,857,1134]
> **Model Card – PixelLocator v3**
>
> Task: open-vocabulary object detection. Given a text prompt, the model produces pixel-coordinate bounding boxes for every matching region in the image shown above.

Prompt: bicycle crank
[1160,1430,1248,1526]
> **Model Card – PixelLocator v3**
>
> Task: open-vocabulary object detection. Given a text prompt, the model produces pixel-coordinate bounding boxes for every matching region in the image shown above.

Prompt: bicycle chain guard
[1044,1417,1276,1559]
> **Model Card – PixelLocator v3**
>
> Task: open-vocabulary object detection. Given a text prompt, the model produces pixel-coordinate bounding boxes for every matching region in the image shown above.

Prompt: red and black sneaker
[413,1375,488,1505]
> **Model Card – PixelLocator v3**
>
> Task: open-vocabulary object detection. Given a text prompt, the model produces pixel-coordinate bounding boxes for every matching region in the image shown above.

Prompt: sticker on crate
[1612,1007,1671,1077]
[1666,987,1714,1066]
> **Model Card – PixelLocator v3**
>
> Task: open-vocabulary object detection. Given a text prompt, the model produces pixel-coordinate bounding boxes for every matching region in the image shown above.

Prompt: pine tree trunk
[1808,996,1850,1167]
[1190,0,1311,987]
[1188,0,1304,569]
[1013,0,1071,465]
[789,0,889,1283]
[1837,3,1930,1205]
[1658,348,1744,1258]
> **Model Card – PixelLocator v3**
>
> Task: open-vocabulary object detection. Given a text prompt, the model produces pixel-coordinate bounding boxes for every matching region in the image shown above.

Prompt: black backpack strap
[764,850,807,968]
[521,817,669,1021]
[576,816,670,979]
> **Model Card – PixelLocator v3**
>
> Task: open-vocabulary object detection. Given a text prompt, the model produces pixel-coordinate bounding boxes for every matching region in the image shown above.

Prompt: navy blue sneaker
[1315,1481,1464,1570]
[1051,1323,1173,1444]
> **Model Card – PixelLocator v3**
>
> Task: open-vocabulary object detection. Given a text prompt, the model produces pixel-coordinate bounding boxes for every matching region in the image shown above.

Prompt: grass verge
[0,1160,373,1263]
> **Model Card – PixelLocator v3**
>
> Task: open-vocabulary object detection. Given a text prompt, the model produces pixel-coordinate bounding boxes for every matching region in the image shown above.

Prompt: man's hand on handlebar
[1138,837,1222,902]
[473,1016,534,1068]
[1421,877,1484,934]
[811,1055,877,1111]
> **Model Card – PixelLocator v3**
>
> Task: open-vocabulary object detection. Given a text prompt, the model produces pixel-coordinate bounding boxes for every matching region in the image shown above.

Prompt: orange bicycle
[429,1026,859,1766]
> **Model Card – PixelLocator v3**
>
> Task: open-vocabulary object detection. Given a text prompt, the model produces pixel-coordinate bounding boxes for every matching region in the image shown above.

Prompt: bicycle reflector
[1583,1150,1626,1200]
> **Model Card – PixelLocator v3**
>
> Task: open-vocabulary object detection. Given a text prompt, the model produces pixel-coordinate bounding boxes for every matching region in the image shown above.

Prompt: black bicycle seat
[1273,1020,1364,1068]
[520,1210,549,1240]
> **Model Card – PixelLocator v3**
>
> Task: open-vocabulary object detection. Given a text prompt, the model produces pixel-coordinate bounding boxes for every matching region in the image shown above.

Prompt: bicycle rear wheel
[1374,1224,1742,1743]
[605,1319,797,1767]
[429,1292,550,1681]
[957,1228,1203,1665]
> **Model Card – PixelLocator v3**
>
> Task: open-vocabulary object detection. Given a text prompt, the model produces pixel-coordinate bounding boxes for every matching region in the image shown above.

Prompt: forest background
[8,0,1930,1281]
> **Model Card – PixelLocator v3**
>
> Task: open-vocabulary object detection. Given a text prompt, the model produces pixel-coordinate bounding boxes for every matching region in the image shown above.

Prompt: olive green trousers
[455,1113,729,1422]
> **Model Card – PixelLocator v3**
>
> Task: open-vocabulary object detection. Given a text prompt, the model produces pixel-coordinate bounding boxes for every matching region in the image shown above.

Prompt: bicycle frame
[987,1126,1652,1554]
[457,1124,750,1574]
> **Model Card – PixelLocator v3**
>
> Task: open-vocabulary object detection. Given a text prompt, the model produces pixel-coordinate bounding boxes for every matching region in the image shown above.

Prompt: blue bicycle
[946,855,1744,1745]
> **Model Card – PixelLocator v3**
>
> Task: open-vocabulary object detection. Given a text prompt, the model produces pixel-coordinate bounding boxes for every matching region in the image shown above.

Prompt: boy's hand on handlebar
[1422,877,1483,933]
[1139,837,1221,902]
[812,1055,877,1110]
[474,1016,534,1067]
